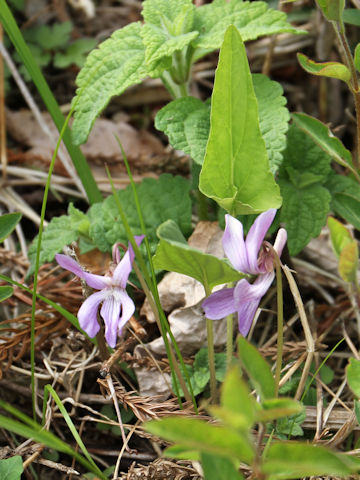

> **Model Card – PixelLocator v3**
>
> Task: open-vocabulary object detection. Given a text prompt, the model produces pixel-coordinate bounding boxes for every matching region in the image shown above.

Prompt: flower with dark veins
[55,236,144,348]
[202,209,287,336]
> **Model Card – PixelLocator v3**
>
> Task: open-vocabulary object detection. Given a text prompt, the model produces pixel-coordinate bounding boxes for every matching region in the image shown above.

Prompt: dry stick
[282,265,315,400]
[106,374,130,452]
[0,42,86,197]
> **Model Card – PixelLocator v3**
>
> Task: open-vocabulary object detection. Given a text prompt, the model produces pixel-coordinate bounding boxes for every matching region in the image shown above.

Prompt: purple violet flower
[55,236,144,348]
[202,209,287,336]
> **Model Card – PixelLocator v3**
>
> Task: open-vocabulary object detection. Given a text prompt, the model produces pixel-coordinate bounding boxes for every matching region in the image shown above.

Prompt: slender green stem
[274,253,283,398]
[30,109,74,420]
[204,283,217,403]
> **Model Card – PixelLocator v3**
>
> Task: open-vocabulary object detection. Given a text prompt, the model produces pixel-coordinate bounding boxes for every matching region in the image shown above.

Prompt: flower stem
[274,253,283,397]
[204,283,217,403]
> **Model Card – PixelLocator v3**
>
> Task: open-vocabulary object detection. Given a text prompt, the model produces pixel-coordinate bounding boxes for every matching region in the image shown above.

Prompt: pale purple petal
[78,290,107,338]
[113,235,145,288]
[82,272,111,290]
[101,291,122,348]
[245,209,276,274]
[233,273,274,334]
[237,299,261,336]
[56,254,86,279]
[234,273,275,306]
[273,228,287,257]
[202,287,236,320]
[116,290,135,335]
[222,215,249,272]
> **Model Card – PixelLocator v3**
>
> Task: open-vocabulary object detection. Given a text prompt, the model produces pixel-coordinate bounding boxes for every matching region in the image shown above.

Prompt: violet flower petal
[234,273,275,306]
[273,228,287,257]
[116,290,135,335]
[78,290,107,338]
[101,291,122,348]
[222,215,249,272]
[237,299,261,336]
[233,273,275,334]
[113,235,145,288]
[202,287,236,320]
[83,272,112,290]
[245,209,276,274]
[55,254,86,279]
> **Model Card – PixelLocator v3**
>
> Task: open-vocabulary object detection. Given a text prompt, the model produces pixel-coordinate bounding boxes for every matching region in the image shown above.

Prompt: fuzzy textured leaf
[89,174,192,253]
[28,216,79,274]
[193,0,302,54]
[156,74,289,170]
[155,97,210,165]
[339,241,358,283]
[153,220,243,288]
[72,22,147,145]
[279,179,330,255]
[141,0,196,76]
[199,26,282,215]
[278,124,332,254]
[325,174,360,230]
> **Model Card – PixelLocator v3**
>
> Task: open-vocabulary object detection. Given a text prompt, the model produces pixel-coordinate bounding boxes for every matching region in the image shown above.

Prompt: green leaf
[316,0,345,22]
[327,216,353,258]
[0,212,21,242]
[343,8,360,26]
[156,74,289,171]
[355,400,360,424]
[297,53,351,83]
[238,337,275,400]
[164,445,200,460]
[263,442,357,479]
[54,38,97,69]
[199,26,282,215]
[325,174,360,230]
[192,0,303,55]
[28,215,79,274]
[145,417,255,464]
[201,453,244,480]
[68,203,91,236]
[355,43,360,73]
[257,398,304,422]
[23,22,72,50]
[275,410,306,438]
[72,22,147,145]
[347,358,360,398]
[339,240,358,283]
[155,97,211,165]
[0,456,23,480]
[253,74,290,173]
[220,366,256,427]
[0,286,14,302]
[278,124,332,255]
[153,220,243,289]
[292,112,353,169]
[279,179,330,255]
[89,174,192,253]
